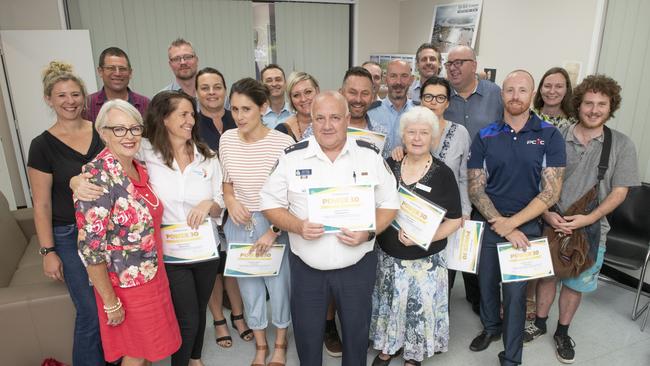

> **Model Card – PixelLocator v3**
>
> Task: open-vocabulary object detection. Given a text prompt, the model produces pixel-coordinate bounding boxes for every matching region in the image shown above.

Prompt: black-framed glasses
[169,54,196,64]
[422,93,448,103]
[102,125,144,137]
[101,65,130,73]
[444,59,474,69]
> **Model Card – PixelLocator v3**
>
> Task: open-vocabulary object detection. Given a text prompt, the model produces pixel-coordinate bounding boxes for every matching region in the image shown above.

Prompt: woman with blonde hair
[27,61,105,365]
[275,71,320,141]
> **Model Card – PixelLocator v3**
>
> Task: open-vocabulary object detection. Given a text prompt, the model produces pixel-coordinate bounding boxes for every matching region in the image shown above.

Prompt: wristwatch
[39,247,56,256]
[367,231,376,241]
[270,224,282,235]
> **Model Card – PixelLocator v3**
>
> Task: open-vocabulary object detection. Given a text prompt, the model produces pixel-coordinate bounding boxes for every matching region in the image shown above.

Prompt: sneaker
[523,322,546,344]
[324,326,342,357]
[554,334,576,364]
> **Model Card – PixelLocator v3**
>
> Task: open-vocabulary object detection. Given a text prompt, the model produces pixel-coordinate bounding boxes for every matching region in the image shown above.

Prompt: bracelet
[103,297,122,312]
[105,302,123,314]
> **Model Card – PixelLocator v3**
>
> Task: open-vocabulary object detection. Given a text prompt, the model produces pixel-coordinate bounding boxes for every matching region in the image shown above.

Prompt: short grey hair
[95,99,144,133]
[399,106,440,140]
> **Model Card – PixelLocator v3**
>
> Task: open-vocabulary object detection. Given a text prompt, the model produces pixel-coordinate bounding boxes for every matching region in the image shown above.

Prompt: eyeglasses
[102,125,144,137]
[169,54,196,64]
[444,59,474,69]
[422,93,448,103]
[101,65,130,73]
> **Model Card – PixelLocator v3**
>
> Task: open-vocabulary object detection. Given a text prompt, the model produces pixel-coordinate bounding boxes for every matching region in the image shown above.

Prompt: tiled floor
[155,278,650,365]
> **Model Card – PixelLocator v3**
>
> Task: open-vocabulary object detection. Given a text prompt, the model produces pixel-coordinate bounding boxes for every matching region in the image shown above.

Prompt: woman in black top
[27,61,105,366]
[370,106,462,366]
[194,67,253,347]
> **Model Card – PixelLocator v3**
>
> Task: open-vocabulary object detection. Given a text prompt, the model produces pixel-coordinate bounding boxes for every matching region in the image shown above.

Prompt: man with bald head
[261,91,399,365]
[467,70,566,366]
[368,59,415,158]
[362,61,383,103]
[444,45,503,140]
[409,42,442,104]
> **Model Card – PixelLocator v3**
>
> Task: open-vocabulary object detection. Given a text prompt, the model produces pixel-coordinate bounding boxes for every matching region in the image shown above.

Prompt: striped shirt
[219,129,294,211]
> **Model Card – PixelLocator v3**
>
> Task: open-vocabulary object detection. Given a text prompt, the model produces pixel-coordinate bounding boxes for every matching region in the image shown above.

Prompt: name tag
[295,169,312,177]
[415,182,432,193]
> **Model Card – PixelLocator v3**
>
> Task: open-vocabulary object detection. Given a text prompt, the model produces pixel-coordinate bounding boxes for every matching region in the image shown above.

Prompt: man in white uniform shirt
[261,91,399,366]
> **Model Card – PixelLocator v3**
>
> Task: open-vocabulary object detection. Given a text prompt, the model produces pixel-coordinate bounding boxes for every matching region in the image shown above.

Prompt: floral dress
[75,148,180,362]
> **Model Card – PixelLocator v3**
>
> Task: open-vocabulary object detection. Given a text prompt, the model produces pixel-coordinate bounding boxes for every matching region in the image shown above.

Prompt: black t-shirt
[27,129,104,226]
[377,156,462,260]
[197,110,237,152]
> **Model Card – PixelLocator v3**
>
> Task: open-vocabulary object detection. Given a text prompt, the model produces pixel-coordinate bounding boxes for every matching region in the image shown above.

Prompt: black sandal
[230,313,254,341]
[404,360,421,366]
[213,319,232,348]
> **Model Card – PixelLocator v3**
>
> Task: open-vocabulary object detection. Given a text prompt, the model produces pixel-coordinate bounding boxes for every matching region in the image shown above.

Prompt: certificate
[161,220,220,264]
[307,184,376,233]
[391,185,446,250]
[347,127,386,152]
[446,220,485,274]
[224,243,286,277]
[497,237,554,283]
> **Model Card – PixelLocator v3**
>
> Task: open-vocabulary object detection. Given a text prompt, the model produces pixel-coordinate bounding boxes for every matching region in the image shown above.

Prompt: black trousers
[166,259,220,366]
[290,251,377,366]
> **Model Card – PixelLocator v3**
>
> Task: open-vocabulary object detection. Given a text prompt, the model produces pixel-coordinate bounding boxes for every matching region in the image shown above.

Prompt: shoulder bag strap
[597,125,612,181]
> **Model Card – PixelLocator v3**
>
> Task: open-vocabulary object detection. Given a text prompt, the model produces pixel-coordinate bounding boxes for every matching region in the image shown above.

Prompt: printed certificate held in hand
[391,185,446,250]
[224,243,286,277]
[497,237,554,283]
[347,127,386,152]
[307,184,376,233]
[446,220,484,273]
[161,220,220,264]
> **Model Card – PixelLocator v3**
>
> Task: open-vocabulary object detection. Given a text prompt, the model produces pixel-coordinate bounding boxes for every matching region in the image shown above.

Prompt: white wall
[355,0,400,64]
[0,0,63,207]
[396,0,602,86]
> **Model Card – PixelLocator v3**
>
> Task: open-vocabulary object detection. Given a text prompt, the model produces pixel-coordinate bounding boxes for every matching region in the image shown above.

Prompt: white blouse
[138,138,225,225]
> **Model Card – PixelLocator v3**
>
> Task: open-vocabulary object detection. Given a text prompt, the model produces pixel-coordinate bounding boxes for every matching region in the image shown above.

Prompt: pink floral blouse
[75,148,159,288]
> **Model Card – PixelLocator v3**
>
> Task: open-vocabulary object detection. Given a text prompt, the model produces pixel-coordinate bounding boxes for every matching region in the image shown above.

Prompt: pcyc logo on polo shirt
[526,138,545,145]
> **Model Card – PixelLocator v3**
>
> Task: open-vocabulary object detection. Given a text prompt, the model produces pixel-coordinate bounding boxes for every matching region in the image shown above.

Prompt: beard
[505,101,529,116]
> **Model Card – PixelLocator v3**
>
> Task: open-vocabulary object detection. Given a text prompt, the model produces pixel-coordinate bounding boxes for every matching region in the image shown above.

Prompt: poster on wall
[430,1,483,54]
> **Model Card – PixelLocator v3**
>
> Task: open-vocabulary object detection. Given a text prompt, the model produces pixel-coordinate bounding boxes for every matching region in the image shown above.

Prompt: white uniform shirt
[138,139,225,226]
[260,136,400,270]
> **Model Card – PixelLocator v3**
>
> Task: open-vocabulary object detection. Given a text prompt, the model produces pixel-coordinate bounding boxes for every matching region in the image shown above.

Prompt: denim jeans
[53,224,104,365]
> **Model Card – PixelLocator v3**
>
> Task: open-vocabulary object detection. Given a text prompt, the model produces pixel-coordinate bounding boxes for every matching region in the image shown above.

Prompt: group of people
[27,36,639,366]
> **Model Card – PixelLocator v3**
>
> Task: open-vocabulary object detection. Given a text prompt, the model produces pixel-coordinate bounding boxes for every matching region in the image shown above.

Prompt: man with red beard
[408,43,442,105]
[162,38,200,96]
[524,75,639,364]
[368,59,414,158]
[467,70,566,366]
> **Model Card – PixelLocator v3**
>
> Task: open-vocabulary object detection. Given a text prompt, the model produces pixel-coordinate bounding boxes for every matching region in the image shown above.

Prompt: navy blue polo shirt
[467,113,566,215]
[197,110,237,152]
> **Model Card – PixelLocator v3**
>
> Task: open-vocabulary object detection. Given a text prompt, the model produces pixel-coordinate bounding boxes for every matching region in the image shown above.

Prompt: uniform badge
[295,169,312,179]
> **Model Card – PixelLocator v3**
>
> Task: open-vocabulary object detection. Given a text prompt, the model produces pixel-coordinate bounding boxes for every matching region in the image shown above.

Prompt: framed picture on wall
[430,1,483,54]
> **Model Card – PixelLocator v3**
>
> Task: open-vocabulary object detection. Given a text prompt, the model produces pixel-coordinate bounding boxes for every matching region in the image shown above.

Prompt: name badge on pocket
[415,182,431,193]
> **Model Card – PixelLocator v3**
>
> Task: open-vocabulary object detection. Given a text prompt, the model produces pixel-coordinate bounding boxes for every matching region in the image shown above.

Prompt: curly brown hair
[572,74,622,119]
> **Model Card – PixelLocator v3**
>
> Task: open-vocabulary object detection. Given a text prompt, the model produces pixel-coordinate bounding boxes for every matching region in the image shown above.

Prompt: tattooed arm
[490,166,565,237]
[467,168,501,220]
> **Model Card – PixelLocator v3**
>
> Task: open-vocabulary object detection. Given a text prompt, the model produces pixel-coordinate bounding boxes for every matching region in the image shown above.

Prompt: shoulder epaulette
[284,140,309,154]
[356,139,380,154]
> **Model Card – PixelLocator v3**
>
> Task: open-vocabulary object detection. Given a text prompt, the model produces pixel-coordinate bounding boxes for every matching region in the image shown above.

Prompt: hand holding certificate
[391,185,447,250]
[446,220,485,273]
[224,243,286,277]
[161,220,220,263]
[497,237,554,282]
[307,184,376,233]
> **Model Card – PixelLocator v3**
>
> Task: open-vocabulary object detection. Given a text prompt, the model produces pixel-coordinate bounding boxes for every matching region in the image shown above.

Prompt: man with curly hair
[524,74,640,364]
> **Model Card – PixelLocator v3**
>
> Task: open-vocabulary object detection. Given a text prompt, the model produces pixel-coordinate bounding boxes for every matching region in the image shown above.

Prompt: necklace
[401,154,432,184]
[140,183,160,208]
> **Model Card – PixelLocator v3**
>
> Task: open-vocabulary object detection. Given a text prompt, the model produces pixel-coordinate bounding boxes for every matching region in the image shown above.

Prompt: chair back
[607,183,650,241]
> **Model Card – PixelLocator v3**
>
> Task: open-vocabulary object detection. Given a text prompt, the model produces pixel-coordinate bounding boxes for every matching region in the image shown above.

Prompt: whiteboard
[0,30,97,206]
